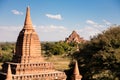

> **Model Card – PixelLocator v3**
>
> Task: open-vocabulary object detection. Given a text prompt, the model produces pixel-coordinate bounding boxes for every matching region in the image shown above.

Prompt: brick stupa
[0,6,66,80]
[71,61,82,80]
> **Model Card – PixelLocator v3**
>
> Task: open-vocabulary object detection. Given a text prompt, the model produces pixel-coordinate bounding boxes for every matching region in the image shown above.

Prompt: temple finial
[6,64,12,80]
[24,6,33,29]
[27,5,30,8]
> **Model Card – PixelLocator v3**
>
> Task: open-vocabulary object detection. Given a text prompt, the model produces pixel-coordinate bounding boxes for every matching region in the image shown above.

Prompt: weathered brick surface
[0,6,66,80]
[65,30,85,43]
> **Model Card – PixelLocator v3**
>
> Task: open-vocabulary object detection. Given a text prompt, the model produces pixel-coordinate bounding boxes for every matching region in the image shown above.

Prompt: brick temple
[0,6,66,80]
[65,30,85,43]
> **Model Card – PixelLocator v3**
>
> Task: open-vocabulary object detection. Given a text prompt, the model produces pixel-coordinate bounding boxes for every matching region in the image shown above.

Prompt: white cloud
[35,25,69,41]
[0,25,69,42]
[0,26,21,42]
[76,19,111,40]
[0,19,112,42]
[11,10,23,15]
[86,19,110,33]
[37,25,66,32]
[77,26,101,40]
[36,24,100,41]
[103,19,111,26]
[86,20,96,25]
[86,20,103,28]
[46,14,62,20]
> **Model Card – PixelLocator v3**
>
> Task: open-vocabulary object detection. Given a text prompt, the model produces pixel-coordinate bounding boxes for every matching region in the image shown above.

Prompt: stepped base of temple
[0,71,66,80]
[0,62,66,80]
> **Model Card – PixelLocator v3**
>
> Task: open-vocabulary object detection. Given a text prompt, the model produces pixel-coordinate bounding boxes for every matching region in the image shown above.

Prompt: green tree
[0,42,15,62]
[41,42,78,56]
[71,26,120,80]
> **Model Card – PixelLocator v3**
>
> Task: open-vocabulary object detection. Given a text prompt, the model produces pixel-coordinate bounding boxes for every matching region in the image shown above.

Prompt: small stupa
[6,64,12,80]
[71,61,82,80]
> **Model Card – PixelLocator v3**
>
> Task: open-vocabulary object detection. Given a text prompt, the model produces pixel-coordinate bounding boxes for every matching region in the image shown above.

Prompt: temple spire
[24,6,33,29]
[73,61,80,75]
[72,61,82,80]
[6,64,12,80]
[14,6,43,63]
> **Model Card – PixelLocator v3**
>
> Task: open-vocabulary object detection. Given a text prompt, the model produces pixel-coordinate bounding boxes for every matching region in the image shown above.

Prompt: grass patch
[45,55,71,71]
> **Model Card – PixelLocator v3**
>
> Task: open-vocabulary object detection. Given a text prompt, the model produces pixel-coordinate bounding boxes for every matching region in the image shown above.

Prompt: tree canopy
[0,42,14,62]
[72,25,120,80]
[41,42,77,56]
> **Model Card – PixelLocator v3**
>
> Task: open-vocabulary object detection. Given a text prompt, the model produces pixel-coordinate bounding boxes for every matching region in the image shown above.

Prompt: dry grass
[45,55,71,71]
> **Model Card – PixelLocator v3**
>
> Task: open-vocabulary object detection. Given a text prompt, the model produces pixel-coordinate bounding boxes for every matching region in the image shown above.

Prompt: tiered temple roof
[65,30,85,43]
[0,6,66,80]
[12,6,44,63]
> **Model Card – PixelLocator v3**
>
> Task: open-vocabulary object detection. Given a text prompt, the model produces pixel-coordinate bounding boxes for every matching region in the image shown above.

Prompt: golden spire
[6,64,12,80]
[24,6,33,29]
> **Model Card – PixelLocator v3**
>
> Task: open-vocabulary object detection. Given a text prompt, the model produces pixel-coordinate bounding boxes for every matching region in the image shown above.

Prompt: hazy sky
[0,0,120,41]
